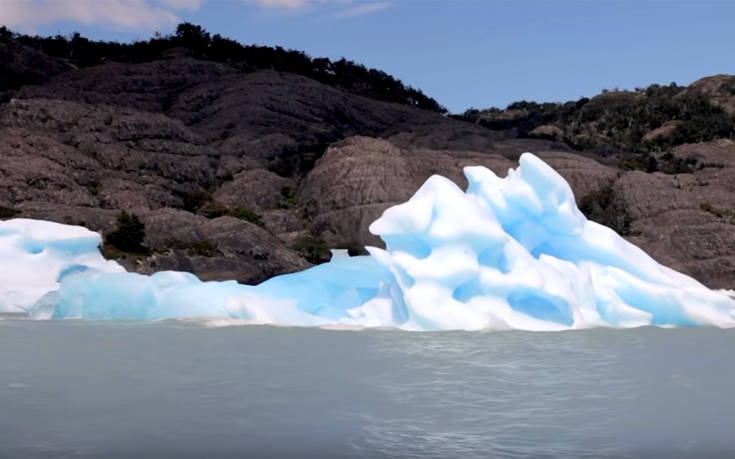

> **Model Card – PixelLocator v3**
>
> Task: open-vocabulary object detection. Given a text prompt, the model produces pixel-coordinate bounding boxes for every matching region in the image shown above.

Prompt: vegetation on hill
[455,82,735,157]
[0,23,445,113]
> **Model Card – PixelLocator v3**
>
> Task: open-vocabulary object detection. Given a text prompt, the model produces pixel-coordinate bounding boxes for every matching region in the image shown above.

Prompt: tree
[0,26,12,42]
[174,22,210,55]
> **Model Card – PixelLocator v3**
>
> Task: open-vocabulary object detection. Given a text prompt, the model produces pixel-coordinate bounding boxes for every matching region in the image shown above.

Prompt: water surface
[1,319,733,458]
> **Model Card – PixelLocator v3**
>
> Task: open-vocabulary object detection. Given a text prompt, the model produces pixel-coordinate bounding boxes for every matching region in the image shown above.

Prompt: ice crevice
[2,153,734,330]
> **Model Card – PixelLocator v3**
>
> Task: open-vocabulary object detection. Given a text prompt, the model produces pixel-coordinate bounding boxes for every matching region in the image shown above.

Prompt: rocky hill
[1,26,734,289]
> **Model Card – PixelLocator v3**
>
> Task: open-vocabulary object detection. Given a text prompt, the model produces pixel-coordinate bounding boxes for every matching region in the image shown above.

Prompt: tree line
[0,23,446,114]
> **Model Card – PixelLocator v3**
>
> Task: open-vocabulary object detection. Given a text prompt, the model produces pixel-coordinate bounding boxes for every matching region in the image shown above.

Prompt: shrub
[0,205,20,219]
[617,153,697,175]
[105,211,147,253]
[579,187,636,236]
[182,190,212,213]
[292,233,329,264]
[658,154,697,175]
[197,200,229,218]
[338,240,368,256]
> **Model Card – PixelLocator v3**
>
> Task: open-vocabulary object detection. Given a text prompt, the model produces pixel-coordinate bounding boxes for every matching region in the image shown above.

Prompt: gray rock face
[688,74,735,116]
[301,136,735,289]
[212,169,293,211]
[1,52,734,289]
[0,57,462,283]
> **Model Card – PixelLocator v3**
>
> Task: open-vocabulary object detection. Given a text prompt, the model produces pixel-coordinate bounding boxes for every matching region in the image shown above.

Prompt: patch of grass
[280,185,298,208]
[182,190,266,227]
[700,202,735,220]
[228,207,265,227]
[617,157,652,172]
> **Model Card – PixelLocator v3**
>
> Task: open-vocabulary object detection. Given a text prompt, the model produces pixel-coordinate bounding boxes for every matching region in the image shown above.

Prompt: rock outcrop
[1,44,734,288]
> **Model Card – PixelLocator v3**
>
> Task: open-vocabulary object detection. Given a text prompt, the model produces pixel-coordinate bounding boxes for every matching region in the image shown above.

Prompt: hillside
[1,26,734,288]
[456,76,735,157]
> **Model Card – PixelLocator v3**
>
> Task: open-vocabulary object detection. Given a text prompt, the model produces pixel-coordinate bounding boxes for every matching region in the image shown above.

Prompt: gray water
[1,319,734,458]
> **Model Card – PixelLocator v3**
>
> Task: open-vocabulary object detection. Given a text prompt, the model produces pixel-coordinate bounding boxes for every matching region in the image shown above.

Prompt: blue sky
[2,0,733,113]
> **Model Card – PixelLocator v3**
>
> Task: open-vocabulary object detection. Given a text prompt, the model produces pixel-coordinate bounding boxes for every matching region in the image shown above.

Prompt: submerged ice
[3,153,735,330]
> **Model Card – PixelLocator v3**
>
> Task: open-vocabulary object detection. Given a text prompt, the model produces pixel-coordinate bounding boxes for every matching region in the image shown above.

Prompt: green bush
[105,211,147,253]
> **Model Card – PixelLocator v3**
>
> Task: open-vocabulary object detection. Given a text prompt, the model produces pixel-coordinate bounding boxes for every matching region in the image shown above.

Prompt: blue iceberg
[3,153,734,330]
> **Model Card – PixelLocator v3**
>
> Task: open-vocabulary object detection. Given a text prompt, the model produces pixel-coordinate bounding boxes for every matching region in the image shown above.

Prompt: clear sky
[2,0,734,113]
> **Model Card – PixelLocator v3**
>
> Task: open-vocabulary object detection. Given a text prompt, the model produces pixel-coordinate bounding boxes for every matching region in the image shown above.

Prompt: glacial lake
[1,319,734,458]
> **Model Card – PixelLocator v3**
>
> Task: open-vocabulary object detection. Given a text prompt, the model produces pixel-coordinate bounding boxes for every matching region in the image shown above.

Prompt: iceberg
[3,153,734,330]
[0,219,123,314]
